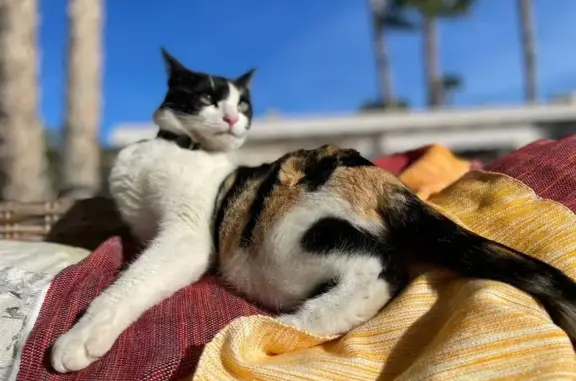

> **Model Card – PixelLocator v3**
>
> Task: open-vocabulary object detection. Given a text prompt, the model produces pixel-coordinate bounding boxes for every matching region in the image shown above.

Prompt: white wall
[110,104,576,164]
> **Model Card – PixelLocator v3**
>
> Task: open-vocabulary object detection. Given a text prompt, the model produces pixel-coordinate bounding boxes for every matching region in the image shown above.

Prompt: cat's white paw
[277,314,330,335]
[51,311,119,373]
[277,313,357,337]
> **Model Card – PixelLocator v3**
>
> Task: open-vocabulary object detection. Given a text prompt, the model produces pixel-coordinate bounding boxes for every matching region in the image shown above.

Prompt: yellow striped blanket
[187,148,576,380]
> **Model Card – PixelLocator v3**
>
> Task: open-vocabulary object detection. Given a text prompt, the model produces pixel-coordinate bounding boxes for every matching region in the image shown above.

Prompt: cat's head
[154,48,256,151]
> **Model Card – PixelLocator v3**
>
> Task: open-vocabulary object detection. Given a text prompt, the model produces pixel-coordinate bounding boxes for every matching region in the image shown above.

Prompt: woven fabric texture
[16,237,267,381]
[18,139,574,381]
[486,135,576,212]
[191,138,576,380]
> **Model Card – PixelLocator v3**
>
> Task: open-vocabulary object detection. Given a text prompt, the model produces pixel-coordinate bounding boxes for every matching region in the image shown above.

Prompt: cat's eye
[199,95,212,105]
[238,102,249,113]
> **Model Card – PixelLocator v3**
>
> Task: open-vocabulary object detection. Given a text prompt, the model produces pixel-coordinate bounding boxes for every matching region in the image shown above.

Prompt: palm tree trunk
[0,0,53,201]
[423,15,442,108]
[372,16,395,106]
[62,0,103,199]
[369,0,395,107]
[518,0,537,104]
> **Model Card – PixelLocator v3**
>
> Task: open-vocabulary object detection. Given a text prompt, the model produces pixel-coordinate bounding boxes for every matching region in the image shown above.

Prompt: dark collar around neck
[156,129,201,150]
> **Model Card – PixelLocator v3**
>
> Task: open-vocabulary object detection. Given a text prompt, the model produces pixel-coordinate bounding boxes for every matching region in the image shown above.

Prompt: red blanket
[16,237,267,381]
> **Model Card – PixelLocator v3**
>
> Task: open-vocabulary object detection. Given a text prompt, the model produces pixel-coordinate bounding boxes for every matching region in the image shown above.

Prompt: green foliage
[438,72,464,105]
[371,0,415,30]
[44,129,118,195]
[439,73,463,92]
[45,129,62,148]
[392,0,475,18]
[360,97,410,112]
[44,129,62,191]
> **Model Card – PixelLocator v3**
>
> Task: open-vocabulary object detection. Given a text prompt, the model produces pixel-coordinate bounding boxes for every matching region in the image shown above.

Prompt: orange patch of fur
[216,144,412,261]
[331,165,405,224]
[217,173,265,260]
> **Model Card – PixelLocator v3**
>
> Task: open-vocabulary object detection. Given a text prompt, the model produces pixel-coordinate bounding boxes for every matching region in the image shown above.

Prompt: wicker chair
[0,200,72,241]
[0,196,130,250]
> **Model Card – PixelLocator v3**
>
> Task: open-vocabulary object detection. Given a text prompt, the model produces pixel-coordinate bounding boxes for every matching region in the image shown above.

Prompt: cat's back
[113,139,181,175]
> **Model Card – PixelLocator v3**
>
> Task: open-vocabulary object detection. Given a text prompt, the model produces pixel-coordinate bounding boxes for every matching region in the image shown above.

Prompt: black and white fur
[50,49,256,373]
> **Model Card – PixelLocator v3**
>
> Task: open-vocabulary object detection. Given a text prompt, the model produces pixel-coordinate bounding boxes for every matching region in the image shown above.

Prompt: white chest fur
[108,139,236,242]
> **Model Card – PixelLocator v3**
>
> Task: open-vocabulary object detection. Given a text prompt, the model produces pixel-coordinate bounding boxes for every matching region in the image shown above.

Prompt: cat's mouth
[213,131,241,138]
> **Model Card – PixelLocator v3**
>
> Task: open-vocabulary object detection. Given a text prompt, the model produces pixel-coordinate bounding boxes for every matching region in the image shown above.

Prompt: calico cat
[213,145,576,340]
[50,48,256,373]
[52,54,576,373]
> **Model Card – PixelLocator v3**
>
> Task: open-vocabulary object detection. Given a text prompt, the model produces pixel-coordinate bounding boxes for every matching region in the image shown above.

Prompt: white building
[110,103,576,165]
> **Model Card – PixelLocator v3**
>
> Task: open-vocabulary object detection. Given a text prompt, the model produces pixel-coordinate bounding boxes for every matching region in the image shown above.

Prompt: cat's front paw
[51,312,119,373]
[277,314,347,337]
[277,314,327,335]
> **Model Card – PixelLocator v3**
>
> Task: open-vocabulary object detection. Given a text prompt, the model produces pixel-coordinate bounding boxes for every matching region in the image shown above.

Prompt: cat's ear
[161,47,187,77]
[235,68,256,88]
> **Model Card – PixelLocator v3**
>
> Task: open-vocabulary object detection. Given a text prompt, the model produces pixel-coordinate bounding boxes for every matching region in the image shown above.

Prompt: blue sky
[39,0,576,142]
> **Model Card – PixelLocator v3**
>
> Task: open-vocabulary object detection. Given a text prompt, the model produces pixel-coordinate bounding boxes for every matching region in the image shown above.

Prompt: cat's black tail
[381,190,576,345]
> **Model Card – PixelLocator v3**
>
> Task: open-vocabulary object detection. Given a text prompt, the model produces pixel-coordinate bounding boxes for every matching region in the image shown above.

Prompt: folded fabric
[372,146,429,175]
[373,144,482,200]
[191,137,576,380]
[397,144,479,200]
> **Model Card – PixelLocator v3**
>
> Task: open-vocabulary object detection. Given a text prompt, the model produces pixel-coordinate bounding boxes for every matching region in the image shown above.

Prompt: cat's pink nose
[223,114,238,127]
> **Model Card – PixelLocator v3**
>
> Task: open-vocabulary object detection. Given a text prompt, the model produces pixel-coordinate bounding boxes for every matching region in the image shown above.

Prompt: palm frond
[390,0,475,18]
